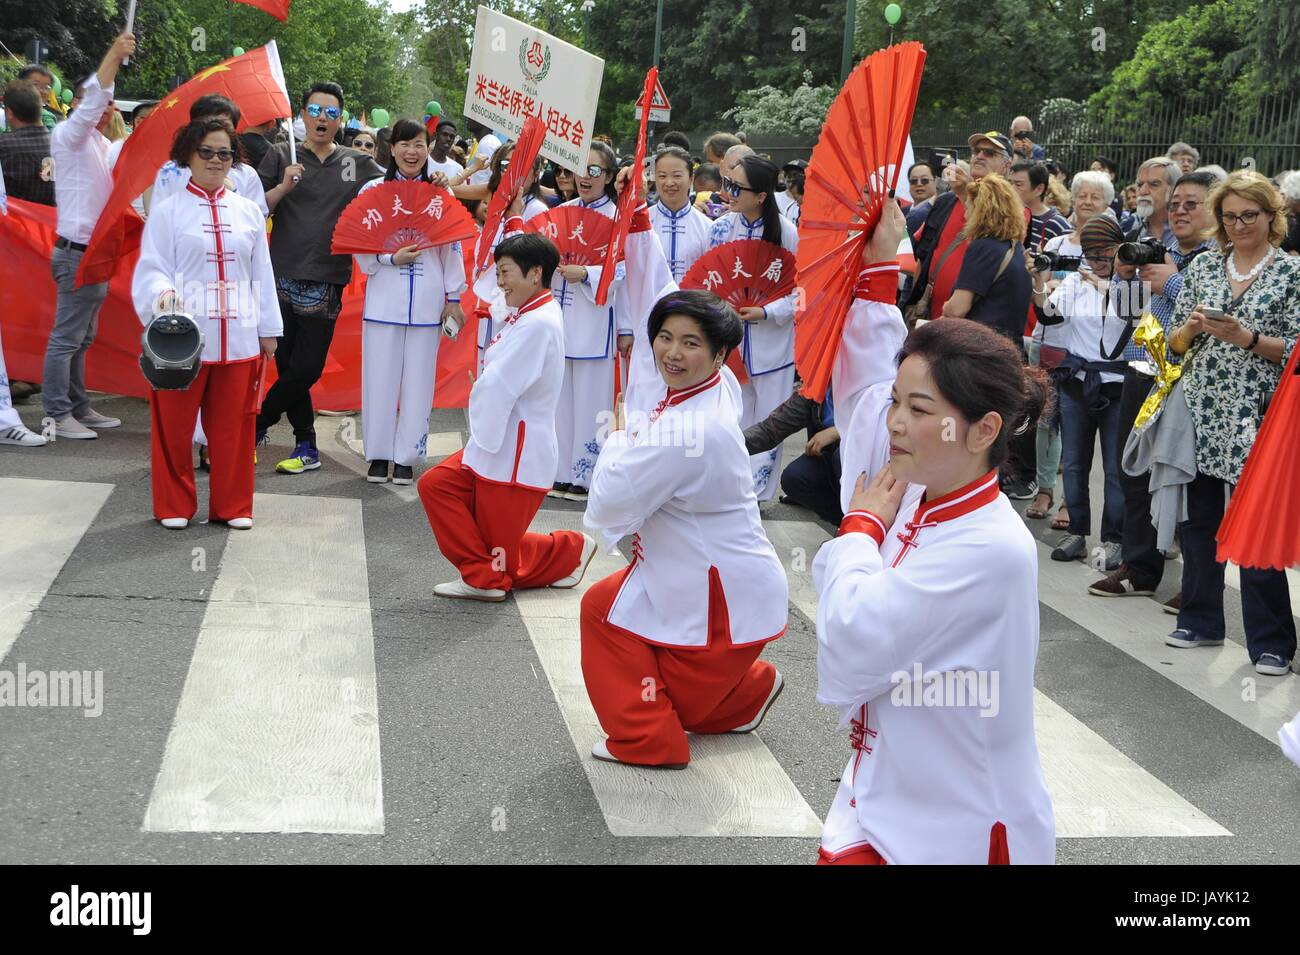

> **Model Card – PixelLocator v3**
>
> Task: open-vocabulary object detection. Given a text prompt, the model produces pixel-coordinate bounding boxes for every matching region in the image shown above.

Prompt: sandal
[1025,490,1053,520]
[1051,505,1070,530]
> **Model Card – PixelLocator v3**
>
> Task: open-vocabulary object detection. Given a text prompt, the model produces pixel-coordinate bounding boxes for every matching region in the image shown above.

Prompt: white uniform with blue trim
[707,210,800,500]
[354,174,467,466]
[649,199,713,284]
[551,193,632,489]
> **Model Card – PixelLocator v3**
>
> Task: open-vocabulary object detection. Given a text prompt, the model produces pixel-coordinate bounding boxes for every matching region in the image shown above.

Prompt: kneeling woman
[812,199,1055,863]
[581,290,789,769]
[356,118,466,486]
[133,117,280,529]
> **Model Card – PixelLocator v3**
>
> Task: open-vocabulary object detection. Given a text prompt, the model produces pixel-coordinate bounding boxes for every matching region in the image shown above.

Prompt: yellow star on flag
[197,64,233,82]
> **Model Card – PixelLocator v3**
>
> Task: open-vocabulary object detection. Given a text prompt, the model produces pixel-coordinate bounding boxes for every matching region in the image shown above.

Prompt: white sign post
[634,76,671,124]
[464,5,604,173]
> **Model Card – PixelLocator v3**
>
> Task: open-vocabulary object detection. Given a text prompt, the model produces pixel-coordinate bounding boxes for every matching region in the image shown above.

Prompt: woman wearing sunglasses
[354,118,467,486]
[351,132,376,156]
[547,162,579,207]
[133,117,281,530]
[549,142,632,502]
[706,154,800,501]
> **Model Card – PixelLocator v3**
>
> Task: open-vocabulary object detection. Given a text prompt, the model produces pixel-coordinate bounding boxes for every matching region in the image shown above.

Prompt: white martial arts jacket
[133,182,282,364]
[151,160,269,217]
[707,211,799,376]
[649,199,713,283]
[617,206,686,425]
[585,369,789,648]
[473,196,549,351]
[462,289,565,491]
[809,268,1055,864]
[551,195,630,360]
[354,176,466,326]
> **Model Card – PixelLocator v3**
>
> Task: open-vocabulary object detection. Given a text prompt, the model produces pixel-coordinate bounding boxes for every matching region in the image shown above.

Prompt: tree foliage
[723,70,835,138]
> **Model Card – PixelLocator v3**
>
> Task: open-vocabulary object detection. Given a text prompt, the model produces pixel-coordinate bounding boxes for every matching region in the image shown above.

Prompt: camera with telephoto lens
[1032,250,1083,273]
[1116,236,1167,266]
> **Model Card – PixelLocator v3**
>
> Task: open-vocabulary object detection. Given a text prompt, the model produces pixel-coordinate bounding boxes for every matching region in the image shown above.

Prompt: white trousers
[741,365,795,502]
[555,355,618,489]
[362,321,441,466]
[0,322,24,431]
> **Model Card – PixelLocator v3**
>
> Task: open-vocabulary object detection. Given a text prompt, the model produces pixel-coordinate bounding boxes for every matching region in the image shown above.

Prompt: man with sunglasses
[257,81,384,474]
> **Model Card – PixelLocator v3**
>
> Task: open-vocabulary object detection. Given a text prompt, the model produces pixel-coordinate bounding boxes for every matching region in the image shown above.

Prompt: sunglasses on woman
[584,163,611,178]
[721,176,758,197]
[353,139,375,150]
[195,145,235,163]
[305,103,341,120]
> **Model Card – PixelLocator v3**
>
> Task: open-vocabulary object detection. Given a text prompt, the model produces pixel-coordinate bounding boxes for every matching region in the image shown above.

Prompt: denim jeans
[1058,375,1124,542]
[780,446,843,525]
[1027,339,1063,493]
[1178,471,1296,662]
[44,245,109,420]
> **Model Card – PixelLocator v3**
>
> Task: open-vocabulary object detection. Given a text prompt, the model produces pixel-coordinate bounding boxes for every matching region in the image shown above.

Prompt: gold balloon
[1133,313,1183,430]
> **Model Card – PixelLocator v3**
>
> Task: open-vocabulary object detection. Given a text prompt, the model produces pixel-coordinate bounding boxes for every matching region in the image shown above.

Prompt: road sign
[634,76,671,123]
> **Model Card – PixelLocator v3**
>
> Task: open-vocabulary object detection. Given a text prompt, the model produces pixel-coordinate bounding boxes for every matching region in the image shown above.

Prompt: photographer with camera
[1087,170,1222,603]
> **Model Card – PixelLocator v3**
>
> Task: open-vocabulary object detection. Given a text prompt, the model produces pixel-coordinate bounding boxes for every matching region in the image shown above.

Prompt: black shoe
[563,485,589,502]
[198,445,210,472]
[392,464,414,485]
[1002,477,1038,501]
[367,459,390,483]
[547,482,571,499]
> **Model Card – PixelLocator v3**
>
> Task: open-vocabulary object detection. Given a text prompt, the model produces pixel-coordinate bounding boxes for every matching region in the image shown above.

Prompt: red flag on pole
[596,67,656,306]
[474,115,547,276]
[235,0,292,20]
[74,41,293,287]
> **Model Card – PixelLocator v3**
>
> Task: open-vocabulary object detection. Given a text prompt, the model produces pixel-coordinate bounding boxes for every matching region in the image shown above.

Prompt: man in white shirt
[43,31,134,441]
[466,119,501,186]
[426,117,464,180]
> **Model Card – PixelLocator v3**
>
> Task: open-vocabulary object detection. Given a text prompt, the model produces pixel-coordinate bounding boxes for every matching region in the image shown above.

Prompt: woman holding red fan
[354,118,467,486]
[707,155,800,501]
[133,117,280,530]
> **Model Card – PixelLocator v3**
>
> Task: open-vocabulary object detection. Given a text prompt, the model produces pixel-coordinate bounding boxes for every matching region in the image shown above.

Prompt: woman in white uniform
[648,146,712,283]
[811,198,1055,864]
[707,155,799,501]
[355,119,466,485]
[550,142,631,502]
[582,227,788,767]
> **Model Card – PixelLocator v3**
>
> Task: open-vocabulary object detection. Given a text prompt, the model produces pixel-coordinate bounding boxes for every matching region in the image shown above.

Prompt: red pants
[150,359,258,522]
[817,844,888,865]
[418,450,585,591]
[580,568,777,767]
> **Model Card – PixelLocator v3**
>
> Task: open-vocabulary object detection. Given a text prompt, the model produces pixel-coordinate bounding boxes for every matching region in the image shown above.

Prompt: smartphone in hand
[1201,307,1225,321]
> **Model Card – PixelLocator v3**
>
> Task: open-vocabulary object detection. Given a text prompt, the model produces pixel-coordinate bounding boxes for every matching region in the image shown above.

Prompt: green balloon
[232,46,245,56]
[426,101,441,117]
[52,75,62,97]
[61,88,73,104]
[342,109,351,123]
[884,2,902,24]
[371,108,390,128]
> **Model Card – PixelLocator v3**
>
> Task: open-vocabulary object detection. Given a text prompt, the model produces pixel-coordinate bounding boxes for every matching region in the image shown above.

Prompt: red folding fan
[794,41,926,402]
[524,206,616,266]
[596,66,657,307]
[331,180,477,255]
[1217,346,1300,570]
[475,114,547,275]
[680,240,798,309]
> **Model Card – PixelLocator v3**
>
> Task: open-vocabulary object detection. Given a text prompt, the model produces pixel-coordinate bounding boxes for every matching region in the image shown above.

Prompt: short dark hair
[907,161,934,180]
[661,130,691,151]
[191,93,240,126]
[693,162,722,189]
[384,118,429,181]
[495,233,560,286]
[169,116,245,167]
[1174,170,1220,192]
[654,145,692,172]
[1010,159,1050,200]
[301,82,344,110]
[1093,155,1119,177]
[895,320,1051,469]
[130,100,158,126]
[18,64,53,82]
[647,289,743,358]
[2,82,41,124]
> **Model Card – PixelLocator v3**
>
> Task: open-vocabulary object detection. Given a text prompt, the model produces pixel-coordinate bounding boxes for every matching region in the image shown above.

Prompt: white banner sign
[464,5,604,173]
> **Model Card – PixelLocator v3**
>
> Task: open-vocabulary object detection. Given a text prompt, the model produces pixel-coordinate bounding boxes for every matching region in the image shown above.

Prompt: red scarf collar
[912,470,1001,525]
[649,371,721,422]
[185,181,226,201]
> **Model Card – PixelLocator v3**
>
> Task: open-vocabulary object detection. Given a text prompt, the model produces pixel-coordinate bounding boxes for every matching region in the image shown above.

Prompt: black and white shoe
[563,485,589,502]
[1002,477,1038,501]
[547,482,571,499]
[367,459,390,483]
[0,425,47,447]
[391,464,414,485]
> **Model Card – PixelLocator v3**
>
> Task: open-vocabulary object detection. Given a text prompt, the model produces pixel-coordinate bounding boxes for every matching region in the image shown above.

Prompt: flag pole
[124,0,137,65]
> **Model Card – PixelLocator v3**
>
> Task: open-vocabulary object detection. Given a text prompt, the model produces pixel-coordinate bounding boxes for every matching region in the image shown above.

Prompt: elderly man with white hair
[1010,115,1045,161]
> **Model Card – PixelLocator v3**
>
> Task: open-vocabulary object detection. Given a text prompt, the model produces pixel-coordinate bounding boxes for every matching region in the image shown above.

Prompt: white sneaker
[227,517,253,530]
[433,578,507,602]
[550,533,597,589]
[729,670,784,733]
[54,415,97,439]
[160,517,189,529]
[0,425,47,447]
[76,408,121,429]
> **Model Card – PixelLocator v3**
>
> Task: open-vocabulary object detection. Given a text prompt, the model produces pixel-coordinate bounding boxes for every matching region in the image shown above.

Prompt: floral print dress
[1174,248,1300,484]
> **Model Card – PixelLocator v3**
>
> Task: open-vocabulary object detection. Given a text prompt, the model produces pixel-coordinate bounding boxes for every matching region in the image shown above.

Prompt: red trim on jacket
[853,262,901,303]
[187,182,233,362]
[509,419,526,484]
[838,509,887,545]
[648,370,721,423]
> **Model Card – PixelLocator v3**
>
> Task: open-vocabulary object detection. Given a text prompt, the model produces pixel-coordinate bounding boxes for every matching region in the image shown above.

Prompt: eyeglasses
[195,146,235,163]
[1083,248,1118,262]
[721,176,758,197]
[972,146,1004,159]
[353,139,375,150]
[305,104,341,120]
[1167,200,1202,213]
[909,176,933,186]
[1222,210,1266,228]
[584,163,611,178]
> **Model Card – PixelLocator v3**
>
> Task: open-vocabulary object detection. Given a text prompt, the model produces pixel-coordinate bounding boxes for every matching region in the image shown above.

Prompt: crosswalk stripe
[143,492,384,834]
[318,414,463,503]
[0,477,114,664]
[516,510,823,838]
[764,518,1231,838]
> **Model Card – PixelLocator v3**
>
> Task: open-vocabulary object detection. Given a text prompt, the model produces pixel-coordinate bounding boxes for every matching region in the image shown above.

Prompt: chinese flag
[235,0,292,19]
[75,42,293,287]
